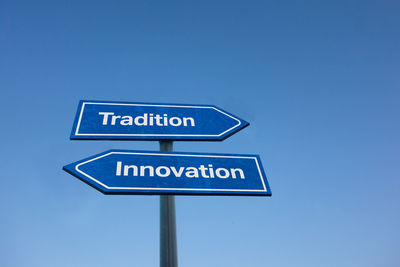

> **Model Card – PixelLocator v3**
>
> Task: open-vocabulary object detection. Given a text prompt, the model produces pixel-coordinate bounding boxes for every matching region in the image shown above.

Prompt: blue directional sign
[70,100,249,141]
[63,150,271,196]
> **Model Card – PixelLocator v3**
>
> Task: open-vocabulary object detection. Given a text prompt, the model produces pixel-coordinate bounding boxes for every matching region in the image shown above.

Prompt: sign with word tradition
[70,100,249,141]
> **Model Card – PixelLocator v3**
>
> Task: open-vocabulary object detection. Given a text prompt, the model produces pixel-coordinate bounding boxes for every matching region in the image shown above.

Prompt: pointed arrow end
[62,163,77,176]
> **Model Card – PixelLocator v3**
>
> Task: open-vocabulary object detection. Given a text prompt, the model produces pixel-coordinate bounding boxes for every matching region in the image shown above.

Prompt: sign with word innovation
[70,100,249,141]
[63,150,271,196]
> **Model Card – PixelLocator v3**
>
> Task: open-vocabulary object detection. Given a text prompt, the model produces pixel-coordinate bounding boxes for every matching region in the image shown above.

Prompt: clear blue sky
[1,1,399,266]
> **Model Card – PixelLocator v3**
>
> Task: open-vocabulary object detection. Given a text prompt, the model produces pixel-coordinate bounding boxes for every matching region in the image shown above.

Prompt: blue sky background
[1,0,399,266]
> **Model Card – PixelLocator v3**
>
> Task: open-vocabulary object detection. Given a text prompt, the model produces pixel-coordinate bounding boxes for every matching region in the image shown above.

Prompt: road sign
[70,100,249,141]
[63,150,271,196]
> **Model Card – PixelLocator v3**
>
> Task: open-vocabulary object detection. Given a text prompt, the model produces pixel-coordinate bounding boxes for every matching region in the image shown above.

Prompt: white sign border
[75,152,268,193]
[74,102,242,137]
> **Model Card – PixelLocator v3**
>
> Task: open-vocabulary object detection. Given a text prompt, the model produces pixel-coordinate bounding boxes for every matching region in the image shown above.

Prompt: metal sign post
[159,141,178,267]
[64,100,272,267]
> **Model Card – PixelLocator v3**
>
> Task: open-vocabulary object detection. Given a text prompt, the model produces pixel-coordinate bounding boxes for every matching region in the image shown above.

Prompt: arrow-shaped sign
[70,100,249,141]
[63,150,271,196]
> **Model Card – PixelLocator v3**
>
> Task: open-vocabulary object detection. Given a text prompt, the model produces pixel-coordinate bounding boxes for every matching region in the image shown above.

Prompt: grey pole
[159,141,178,267]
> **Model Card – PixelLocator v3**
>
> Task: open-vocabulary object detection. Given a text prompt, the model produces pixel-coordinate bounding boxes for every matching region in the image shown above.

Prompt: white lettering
[185,167,199,178]
[99,112,114,125]
[156,166,171,177]
[97,113,196,127]
[124,165,138,176]
[216,168,230,179]
[198,165,209,178]
[169,117,182,126]
[115,162,245,180]
[208,164,215,178]
[140,166,154,176]
[230,168,245,179]
[154,114,163,126]
[183,117,195,126]
[111,115,121,125]
[120,116,133,126]
[170,167,184,177]
[116,161,122,176]
[134,114,148,126]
